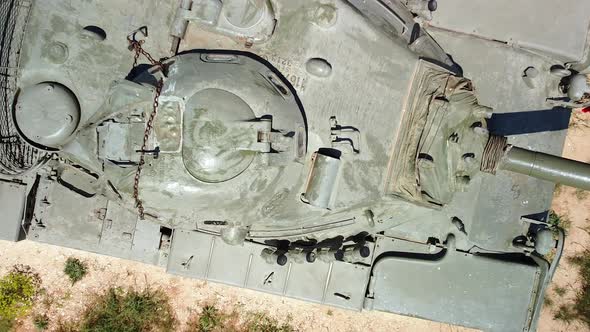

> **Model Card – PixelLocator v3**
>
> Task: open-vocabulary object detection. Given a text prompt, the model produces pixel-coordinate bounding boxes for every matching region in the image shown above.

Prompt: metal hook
[127,26,148,43]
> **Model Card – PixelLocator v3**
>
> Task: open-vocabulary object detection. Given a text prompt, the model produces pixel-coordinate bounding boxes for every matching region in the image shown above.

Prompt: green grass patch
[0,265,41,330]
[56,286,177,332]
[79,287,176,332]
[64,258,88,285]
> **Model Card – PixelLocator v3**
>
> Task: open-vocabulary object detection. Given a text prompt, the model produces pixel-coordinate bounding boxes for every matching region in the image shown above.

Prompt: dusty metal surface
[369,235,544,332]
[427,0,590,63]
[1,0,590,331]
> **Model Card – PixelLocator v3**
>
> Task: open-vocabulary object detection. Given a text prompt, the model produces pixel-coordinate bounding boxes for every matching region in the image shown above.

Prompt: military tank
[1,0,590,331]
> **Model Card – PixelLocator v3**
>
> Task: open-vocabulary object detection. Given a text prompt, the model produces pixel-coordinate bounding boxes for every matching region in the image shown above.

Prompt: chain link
[128,37,166,220]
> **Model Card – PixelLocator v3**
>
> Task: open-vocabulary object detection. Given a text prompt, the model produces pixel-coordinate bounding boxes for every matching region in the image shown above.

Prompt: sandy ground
[538,111,590,332]
[1,112,589,332]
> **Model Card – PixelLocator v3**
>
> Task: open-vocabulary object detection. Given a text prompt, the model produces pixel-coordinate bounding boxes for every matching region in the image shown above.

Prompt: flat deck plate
[430,0,590,62]
[167,230,371,310]
[0,181,26,241]
[371,245,541,332]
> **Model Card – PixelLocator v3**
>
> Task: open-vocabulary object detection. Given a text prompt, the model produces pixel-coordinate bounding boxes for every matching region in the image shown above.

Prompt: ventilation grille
[0,0,45,176]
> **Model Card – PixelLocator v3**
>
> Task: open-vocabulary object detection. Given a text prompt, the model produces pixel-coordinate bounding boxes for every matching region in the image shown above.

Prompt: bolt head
[277,254,288,266]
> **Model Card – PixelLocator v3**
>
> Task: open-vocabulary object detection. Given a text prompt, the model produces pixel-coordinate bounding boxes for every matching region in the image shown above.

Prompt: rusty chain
[128,36,166,220]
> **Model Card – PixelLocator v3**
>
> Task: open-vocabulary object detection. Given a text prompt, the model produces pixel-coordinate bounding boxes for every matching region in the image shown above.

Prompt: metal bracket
[235,119,273,153]
[330,116,360,154]
[136,146,160,159]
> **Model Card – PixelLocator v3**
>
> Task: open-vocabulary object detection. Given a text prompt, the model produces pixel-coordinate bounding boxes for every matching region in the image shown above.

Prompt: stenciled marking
[259,53,308,92]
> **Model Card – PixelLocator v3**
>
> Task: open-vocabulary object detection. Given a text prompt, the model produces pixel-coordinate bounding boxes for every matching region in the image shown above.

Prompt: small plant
[554,304,577,323]
[548,210,571,233]
[575,188,589,200]
[0,265,41,329]
[326,309,333,316]
[244,312,295,332]
[54,319,78,332]
[185,308,295,332]
[63,257,88,285]
[553,183,564,196]
[78,287,176,332]
[61,290,73,301]
[554,286,567,296]
[186,305,232,332]
[545,249,556,262]
[33,314,49,330]
[544,295,554,307]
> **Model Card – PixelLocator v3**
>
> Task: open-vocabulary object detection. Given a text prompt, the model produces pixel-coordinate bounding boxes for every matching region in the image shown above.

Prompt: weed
[548,210,571,233]
[554,304,577,323]
[40,292,55,310]
[244,312,295,332]
[200,305,224,331]
[54,319,79,332]
[74,287,176,332]
[185,305,237,332]
[544,295,554,307]
[554,183,564,196]
[33,314,49,330]
[570,111,590,130]
[326,309,333,316]
[61,290,72,301]
[545,249,556,262]
[63,258,88,285]
[185,307,295,332]
[0,265,41,330]
[575,188,589,200]
[554,286,567,296]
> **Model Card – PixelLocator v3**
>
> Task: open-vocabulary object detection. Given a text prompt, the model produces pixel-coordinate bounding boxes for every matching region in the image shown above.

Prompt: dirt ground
[1,112,589,332]
[538,111,590,332]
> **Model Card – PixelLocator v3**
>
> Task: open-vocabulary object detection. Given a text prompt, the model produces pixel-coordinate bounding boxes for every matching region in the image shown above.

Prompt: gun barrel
[500,147,590,190]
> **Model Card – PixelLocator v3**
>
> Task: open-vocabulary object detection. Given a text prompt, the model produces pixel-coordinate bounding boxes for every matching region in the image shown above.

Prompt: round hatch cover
[15,82,80,148]
[183,88,257,183]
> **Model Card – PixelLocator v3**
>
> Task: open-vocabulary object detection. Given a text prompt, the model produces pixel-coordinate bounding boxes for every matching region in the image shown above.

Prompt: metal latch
[235,118,273,153]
